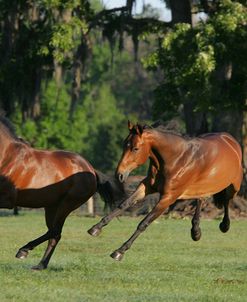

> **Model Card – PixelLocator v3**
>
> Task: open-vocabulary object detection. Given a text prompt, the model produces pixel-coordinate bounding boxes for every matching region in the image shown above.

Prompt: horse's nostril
[118,174,124,183]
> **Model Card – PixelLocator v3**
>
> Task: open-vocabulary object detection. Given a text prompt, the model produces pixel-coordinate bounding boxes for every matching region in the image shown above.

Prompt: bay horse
[88,121,243,261]
[0,115,124,270]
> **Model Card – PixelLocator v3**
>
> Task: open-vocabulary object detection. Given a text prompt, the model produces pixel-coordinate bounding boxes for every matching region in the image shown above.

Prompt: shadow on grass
[237,264,247,272]
[214,277,245,285]
[0,262,31,271]
[46,266,65,272]
[0,210,18,217]
[0,262,67,273]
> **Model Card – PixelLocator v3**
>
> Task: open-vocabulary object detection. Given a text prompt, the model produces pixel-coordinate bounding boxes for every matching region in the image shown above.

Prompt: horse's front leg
[88,181,148,237]
[110,193,176,261]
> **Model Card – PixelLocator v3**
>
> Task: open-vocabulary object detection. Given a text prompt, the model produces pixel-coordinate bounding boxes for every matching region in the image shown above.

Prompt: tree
[1,0,246,178]
[144,0,246,136]
[0,0,90,119]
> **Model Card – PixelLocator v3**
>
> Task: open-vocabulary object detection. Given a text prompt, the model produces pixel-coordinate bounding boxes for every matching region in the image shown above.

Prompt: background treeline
[0,0,246,185]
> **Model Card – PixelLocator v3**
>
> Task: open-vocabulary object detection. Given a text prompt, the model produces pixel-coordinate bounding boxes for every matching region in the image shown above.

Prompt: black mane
[0,112,18,139]
[144,121,186,138]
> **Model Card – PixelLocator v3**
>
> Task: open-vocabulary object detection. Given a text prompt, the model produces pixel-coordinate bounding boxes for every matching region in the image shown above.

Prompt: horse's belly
[178,180,231,199]
[178,168,237,199]
[178,152,242,199]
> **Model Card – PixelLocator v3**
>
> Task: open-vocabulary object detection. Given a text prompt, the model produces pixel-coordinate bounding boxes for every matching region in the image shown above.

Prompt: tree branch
[89,6,129,30]
[89,6,172,32]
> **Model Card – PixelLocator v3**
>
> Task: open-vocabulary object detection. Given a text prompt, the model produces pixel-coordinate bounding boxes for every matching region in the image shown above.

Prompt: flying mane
[0,113,30,145]
[143,122,188,139]
[0,113,18,140]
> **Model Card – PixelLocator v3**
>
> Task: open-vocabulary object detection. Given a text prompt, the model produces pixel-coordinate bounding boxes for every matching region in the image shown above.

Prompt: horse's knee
[48,236,61,248]
[48,228,62,240]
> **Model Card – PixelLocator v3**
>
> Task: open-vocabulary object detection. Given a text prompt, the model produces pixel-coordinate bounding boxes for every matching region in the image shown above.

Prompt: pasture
[0,211,246,302]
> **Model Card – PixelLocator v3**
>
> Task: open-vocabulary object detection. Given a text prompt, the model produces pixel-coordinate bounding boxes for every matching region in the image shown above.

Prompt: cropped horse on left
[0,115,124,270]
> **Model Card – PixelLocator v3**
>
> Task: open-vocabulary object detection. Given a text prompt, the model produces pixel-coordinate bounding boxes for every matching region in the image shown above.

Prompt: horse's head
[116,121,150,183]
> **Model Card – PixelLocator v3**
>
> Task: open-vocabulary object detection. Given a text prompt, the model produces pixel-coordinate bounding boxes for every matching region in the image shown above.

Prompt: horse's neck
[147,131,185,168]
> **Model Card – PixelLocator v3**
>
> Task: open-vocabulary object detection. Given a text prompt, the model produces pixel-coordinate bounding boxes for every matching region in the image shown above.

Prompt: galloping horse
[88,121,243,261]
[0,115,123,270]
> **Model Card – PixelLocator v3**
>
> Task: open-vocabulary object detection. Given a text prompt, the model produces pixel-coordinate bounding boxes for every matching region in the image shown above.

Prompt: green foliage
[144,0,247,119]
[50,16,88,63]
[82,83,126,171]
[0,0,91,114]
[14,81,89,152]
[0,0,158,174]
[13,79,126,172]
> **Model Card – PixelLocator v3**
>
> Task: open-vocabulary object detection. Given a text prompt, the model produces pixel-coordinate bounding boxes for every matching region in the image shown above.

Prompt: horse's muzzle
[116,171,129,183]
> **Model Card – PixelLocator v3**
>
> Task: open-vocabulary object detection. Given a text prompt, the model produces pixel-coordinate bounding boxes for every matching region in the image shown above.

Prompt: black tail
[95,170,127,210]
[0,175,17,209]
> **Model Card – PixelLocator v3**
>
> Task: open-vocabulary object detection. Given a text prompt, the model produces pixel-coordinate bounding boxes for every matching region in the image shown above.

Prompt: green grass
[0,211,247,302]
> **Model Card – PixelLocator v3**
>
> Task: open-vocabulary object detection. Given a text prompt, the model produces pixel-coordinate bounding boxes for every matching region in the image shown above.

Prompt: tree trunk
[212,110,243,142]
[170,0,208,135]
[69,35,90,119]
[211,60,246,196]
[184,102,208,135]
[87,197,95,216]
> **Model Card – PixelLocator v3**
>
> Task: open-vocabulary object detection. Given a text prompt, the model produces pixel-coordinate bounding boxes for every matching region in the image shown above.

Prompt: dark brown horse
[0,115,123,270]
[88,121,243,261]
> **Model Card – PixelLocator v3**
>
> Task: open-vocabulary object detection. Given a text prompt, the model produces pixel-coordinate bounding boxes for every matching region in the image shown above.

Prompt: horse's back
[199,132,242,181]
[2,144,96,190]
[29,149,97,188]
[200,132,242,159]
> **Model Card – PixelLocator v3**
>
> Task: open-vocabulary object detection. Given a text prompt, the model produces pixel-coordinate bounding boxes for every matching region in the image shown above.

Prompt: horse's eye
[133,147,139,152]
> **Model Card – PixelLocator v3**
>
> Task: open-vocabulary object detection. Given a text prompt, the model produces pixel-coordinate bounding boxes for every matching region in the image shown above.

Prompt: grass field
[0,211,246,302]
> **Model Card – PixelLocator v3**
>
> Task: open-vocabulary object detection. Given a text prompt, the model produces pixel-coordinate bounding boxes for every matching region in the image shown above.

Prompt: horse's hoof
[31,263,46,271]
[110,250,124,261]
[191,228,201,241]
[16,249,29,259]
[219,222,230,233]
[87,226,101,237]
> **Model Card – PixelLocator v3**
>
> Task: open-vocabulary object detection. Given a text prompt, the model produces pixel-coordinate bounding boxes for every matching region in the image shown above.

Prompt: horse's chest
[150,171,165,193]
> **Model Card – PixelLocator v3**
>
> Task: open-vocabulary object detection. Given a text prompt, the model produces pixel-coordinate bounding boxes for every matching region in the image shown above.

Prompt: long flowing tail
[95,170,127,210]
[0,175,17,209]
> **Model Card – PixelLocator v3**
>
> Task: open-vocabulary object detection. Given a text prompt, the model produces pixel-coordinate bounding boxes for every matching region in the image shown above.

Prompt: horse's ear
[136,123,143,136]
[128,120,133,130]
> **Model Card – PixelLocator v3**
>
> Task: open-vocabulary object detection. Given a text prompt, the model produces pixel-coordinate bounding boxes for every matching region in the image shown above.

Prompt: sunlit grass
[0,211,246,301]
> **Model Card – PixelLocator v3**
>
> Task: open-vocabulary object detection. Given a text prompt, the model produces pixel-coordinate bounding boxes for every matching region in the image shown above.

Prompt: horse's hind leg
[191,199,203,241]
[31,200,80,270]
[33,186,95,270]
[16,207,58,259]
[214,185,235,233]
